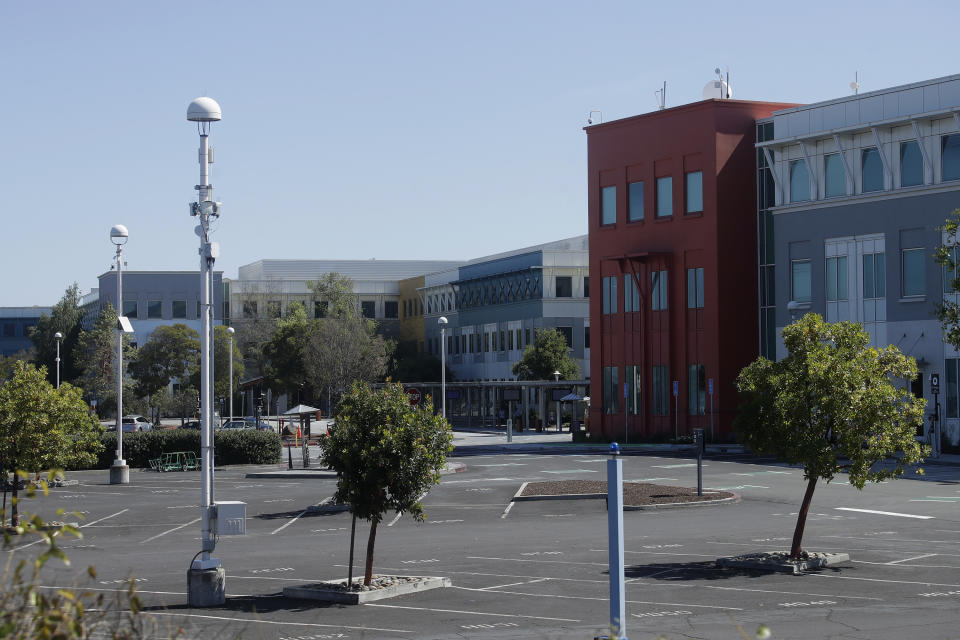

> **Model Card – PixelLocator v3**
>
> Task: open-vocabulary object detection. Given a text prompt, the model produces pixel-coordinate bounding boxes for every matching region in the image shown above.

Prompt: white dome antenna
[702,66,732,100]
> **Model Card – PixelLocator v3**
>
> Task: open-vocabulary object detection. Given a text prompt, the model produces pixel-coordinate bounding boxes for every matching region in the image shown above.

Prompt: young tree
[512,328,580,380]
[734,314,927,559]
[72,303,135,417]
[262,302,310,398]
[128,324,201,399]
[0,362,102,527]
[30,283,85,386]
[320,382,452,585]
[935,208,960,348]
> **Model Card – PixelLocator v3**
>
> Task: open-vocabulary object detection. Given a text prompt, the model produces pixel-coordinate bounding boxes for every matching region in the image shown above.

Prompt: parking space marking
[834,507,933,519]
[473,463,527,467]
[501,482,527,519]
[652,464,699,469]
[888,553,938,565]
[910,497,960,502]
[628,477,679,482]
[140,518,200,544]
[732,471,791,476]
[366,602,579,623]
[13,508,130,551]
[453,585,743,611]
[145,610,413,634]
[480,577,548,590]
[809,574,960,588]
[271,498,333,535]
[541,469,598,474]
[707,485,769,490]
[469,556,606,567]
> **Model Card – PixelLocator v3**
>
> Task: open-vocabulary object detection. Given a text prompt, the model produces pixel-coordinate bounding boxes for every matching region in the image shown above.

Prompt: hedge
[80,429,282,470]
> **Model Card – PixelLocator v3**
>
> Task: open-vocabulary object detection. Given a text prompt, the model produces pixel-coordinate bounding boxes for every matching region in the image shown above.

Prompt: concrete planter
[283,575,451,604]
[716,551,850,575]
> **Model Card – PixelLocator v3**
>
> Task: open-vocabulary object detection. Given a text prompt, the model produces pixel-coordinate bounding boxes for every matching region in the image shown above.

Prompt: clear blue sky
[2,0,957,306]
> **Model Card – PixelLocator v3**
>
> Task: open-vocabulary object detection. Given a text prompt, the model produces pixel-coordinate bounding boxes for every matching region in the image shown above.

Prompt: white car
[121,415,152,432]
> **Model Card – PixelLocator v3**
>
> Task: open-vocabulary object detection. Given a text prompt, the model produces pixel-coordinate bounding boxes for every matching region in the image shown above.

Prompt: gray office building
[756,74,960,446]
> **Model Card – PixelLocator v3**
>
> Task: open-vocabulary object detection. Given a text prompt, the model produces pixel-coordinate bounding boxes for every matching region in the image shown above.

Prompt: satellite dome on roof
[187,97,222,122]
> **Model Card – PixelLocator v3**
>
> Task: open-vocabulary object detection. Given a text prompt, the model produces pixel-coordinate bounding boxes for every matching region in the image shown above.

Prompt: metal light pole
[187,96,234,608]
[439,316,448,420]
[109,225,130,485]
[54,332,63,389]
[553,370,561,431]
[227,327,234,424]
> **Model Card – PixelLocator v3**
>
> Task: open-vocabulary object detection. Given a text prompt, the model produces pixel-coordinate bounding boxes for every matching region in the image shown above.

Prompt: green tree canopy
[262,302,310,397]
[73,303,135,417]
[128,324,200,400]
[30,283,85,386]
[734,314,927,559]
[308,272,360,320]
[511,328,579,380]
[935,208,960,349]
[0,362,102,526]
[387,340,443,383]
[320,382,452,585]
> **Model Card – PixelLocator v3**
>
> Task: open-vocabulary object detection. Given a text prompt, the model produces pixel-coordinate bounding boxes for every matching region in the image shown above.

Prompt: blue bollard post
[607,442,626,639]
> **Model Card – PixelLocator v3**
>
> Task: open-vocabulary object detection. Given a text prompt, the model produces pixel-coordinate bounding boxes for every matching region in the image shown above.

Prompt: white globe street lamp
[227,327,235,424]
[109,224,130,485]
[438,317,448,421]
[553,370,561,432]
[54,331,63,389]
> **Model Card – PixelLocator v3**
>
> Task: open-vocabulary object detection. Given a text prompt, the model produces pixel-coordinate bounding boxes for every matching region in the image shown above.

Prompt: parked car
[121,415,152,432]
[181,420,201,430]
[219,419,253,430]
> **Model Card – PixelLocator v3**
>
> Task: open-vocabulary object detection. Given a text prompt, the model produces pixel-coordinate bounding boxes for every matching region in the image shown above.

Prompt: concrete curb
[716,551,850,575]
[245,461,466,480]
[283,576,451,604]
[514,493,607,501]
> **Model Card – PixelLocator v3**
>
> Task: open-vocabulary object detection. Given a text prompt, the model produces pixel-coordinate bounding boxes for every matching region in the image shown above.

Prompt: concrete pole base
[109,464,129,485]
[187,567,226,607]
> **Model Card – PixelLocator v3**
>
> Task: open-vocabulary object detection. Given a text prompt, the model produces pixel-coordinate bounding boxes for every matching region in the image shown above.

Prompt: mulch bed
[520,480,733,506]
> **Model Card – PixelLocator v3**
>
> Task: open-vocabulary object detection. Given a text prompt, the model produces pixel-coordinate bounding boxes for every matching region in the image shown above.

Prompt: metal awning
[282,404,320,416]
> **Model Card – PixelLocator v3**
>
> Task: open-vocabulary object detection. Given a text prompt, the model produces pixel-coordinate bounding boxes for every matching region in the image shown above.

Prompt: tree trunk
[790,476,818,559]
[10,474,19,528]
[347,513,357,587]
[363,518,378,586]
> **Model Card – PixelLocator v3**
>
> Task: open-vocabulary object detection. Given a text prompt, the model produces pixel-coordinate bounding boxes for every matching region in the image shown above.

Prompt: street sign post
[692,428,704,496]
[406,388,421,406]
[931,374,941,458]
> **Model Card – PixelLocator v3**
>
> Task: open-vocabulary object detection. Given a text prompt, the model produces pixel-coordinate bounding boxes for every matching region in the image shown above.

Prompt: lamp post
[438,316,448,420]
[553,370,561,431]
[109,224,130,485]
[227,327,234,424]
[54,332,63,389]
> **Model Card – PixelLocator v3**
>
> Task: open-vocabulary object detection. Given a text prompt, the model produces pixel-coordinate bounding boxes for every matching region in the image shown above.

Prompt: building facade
[587,99,794,442]
[97,271,223,346]
[758,74,960,446]
[0,307,51,356]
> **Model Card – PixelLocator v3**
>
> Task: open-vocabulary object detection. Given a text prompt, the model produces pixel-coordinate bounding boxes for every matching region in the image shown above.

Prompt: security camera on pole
[186,97,245,607]
[439,316,448,420]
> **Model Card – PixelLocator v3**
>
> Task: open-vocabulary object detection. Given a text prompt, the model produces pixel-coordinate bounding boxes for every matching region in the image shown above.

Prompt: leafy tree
[129,324,200,399]
[72,303,135,418]
[214,324,244,411]
[0,350,33,383]
[30,283,85,386]
[935,208,960,349]
[262,302,310,398]
[305,314,388,410]
[734,314,927,559]
[0,362,102,527]
[320,382,452,585]
[308,272,360,320]
[512,328,579,380]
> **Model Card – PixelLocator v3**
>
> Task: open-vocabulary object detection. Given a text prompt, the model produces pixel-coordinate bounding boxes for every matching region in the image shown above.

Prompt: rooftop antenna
[702,67,732,100]
[654,81,666,110]
[588,110,602,125]
[850,71,860,95]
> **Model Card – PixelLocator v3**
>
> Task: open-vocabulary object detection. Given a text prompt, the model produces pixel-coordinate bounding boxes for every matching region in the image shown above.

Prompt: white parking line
[12,508,130,551]
[146,610,413,633]
[452,585,742,611]
[834,507,933,519]
[366,602,579,622]
[887,553,938,565]
[271,498,332,535]
[652,464,698,469]
[501,483,527,519]
[140,518,200,544]
[480,577,548,590]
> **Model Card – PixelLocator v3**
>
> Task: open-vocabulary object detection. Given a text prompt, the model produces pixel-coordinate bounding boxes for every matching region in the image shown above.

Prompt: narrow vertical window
[686,267,704,309]
[901,247,926,297]
[685,171,703,213]
[824,153,846,198]
[628,181,644,222]
[825,256,848,301]
[688,364,705,415]
[862,148,883,193]
[651,270,668,310]
[624,274,640,312]
[602,276,618,314]
[791,260,811,303]
[652,365,669,416]
[601,185,616,225]
[656,176,673,217]
[900,140,923,187]
[789,159,810,202]
[626,365,641,415]
[943,134,960,182]
[603,367,619,414]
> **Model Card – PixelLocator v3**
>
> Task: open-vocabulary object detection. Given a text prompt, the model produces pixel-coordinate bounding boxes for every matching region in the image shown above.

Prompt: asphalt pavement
[5,431,960,639]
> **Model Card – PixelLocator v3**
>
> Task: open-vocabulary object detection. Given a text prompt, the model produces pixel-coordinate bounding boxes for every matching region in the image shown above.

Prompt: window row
[241,298,397,320]
[788,134,960,203]
[122,299,196,319]
[426,326,585,358]
[600,170,703,226]
[601,364,708,416]
[790,249,923,303]
[601,268,705,314]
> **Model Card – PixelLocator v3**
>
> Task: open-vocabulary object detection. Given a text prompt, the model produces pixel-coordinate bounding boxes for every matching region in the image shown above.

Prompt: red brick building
[586,99,794,442]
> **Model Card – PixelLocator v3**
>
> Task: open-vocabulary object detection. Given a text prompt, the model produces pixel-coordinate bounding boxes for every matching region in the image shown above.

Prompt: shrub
[81,429,281,469]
